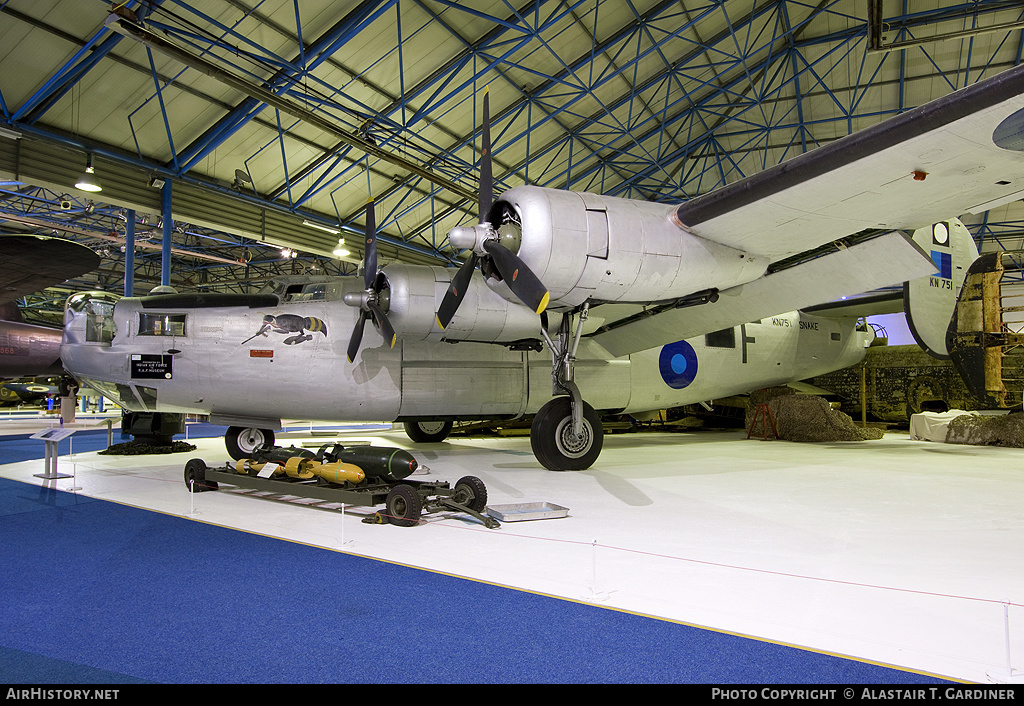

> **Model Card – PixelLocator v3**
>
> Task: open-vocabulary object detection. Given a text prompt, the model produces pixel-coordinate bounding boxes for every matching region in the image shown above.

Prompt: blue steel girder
[142,0,1024,252]
[501,0,1015,198]
[372,0,727,245]
[8,1,165,126]
[259,0,568,242]
[139,1,496,233]
[155,0,649,239]
[407,0,709,187]
[535,3,853,197]
[5,0,1023,271]
[399,0,799,213]
[414,0,805,209]
[552,1,1023,203]
[360,0,826,246]
[155,0,398,174]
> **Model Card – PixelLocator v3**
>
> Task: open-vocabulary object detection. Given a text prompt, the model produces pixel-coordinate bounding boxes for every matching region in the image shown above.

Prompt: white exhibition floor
[2,418,1023,684]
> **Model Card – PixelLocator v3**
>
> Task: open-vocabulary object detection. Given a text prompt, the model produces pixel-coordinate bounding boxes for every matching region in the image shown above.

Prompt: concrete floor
[2,414,1023,684]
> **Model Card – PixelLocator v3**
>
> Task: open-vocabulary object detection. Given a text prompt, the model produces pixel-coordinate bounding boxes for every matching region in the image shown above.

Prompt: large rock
[746,388,884,442]
[945,413,1024,447]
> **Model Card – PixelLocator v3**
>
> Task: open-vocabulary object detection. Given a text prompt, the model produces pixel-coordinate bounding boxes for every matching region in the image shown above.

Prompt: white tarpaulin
[909,410,977,442]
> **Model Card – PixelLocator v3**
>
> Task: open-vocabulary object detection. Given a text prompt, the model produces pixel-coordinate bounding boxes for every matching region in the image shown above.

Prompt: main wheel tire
[453,475,488,512]
[403,420,453,443]
[184,458,217,492]
[385,485,422,527]
[531,397,603,471]
[225,426,275,461]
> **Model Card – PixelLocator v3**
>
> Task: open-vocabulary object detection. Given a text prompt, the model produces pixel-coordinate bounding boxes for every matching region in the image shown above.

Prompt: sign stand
[30,427,77,480]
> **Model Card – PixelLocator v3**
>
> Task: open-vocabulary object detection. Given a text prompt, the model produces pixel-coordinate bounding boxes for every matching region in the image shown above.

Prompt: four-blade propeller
[435,90,549,330]
[344,199,396,363]
[345,91,551,362]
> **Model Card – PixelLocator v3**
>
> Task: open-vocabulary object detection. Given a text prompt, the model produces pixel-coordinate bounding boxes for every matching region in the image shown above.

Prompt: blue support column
[161,181,172,287]
[125,209,135,297]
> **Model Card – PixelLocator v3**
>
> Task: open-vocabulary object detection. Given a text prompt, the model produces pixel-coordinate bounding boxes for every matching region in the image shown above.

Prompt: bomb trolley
[183,442,499,529]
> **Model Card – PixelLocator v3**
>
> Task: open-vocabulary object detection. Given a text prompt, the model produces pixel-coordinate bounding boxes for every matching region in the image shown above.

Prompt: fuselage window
[139,313,187,336]
[705,327,736,348]
[284,283,326,302]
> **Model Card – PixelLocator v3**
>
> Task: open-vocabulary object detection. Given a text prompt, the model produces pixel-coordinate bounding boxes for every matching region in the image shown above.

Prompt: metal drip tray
[485,502,569,522]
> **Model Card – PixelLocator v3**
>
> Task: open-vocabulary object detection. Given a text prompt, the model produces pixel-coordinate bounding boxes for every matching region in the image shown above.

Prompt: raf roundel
[658,340,698,389]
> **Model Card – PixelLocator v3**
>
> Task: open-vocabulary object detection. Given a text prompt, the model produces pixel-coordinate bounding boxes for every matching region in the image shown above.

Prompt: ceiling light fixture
[75,154,102,193]
[302,219,341,235]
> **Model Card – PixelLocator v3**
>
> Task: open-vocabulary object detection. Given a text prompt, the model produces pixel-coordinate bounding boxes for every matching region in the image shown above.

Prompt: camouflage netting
[98,440,198,455]
[945,413,1024,447]
[746,387,884,442]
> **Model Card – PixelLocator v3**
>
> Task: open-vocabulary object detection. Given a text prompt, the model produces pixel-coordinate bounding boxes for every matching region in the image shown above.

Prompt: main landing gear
[533,303,603,471]
[224,426,276,461]
[403,420,454,443]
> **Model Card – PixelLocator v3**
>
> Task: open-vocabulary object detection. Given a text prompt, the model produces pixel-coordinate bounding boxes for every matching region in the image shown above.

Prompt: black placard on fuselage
[130,354,173,379]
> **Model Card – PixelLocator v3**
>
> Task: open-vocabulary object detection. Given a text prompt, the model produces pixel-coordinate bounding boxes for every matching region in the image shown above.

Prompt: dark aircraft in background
[0,235,100,379]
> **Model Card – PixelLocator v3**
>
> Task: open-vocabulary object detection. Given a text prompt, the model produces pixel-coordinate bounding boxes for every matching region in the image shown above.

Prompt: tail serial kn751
[60,63,1024,470]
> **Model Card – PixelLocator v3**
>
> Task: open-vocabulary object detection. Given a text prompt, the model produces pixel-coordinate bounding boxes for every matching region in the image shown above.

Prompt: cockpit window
[64,292,119,344]
[139,313,187,336]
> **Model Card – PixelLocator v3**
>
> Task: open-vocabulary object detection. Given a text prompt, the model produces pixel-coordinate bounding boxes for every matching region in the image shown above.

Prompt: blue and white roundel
[659,340,698,389]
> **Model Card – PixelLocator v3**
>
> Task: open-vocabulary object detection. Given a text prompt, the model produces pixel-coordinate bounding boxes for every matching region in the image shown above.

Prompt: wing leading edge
[672,63,1024,262]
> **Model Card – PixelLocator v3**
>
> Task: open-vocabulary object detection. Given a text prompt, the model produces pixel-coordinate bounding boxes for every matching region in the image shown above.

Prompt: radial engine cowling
[380,263,541,343]
[486,185,767,309]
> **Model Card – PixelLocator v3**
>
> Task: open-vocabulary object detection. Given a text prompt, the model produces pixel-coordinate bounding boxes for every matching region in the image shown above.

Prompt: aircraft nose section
[62,291,121,346]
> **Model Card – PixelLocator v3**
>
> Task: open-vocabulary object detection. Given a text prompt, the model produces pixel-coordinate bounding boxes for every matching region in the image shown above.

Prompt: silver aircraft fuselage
[60,278,868,429]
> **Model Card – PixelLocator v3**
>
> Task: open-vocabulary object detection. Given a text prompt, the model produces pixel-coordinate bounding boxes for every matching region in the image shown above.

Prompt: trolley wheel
[224,426,275,461]
[385,484,422,528]
[184,458,217,492]
[453,475,488,513]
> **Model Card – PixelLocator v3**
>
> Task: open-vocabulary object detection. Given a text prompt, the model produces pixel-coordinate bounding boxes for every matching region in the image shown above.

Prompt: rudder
[903,218,979,359]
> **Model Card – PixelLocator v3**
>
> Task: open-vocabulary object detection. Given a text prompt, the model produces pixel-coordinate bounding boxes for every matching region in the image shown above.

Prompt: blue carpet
[0,431,953,684]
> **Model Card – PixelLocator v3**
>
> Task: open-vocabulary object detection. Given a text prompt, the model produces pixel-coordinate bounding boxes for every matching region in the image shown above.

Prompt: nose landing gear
[532,304,603,471]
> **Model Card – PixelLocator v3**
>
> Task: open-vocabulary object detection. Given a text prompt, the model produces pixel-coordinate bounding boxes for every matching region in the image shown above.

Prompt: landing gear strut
[533,304,603,471]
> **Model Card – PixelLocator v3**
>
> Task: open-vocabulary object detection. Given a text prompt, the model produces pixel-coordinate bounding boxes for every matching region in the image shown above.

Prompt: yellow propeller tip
[435,316,446,331]
[535,292,550,315]
[389,334,397,348]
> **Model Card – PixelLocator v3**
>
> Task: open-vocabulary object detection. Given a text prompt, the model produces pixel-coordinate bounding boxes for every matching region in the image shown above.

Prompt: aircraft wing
[588,231,935,358]
[672,63,1024,261]
[801,291,904,320]
[0,236,101,305]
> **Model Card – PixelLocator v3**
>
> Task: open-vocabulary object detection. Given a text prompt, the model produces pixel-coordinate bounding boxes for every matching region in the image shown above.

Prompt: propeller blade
[347,310,368,363]
[363,199,377,291]
[478,89,492,221]
[481,240,549,314]
[435,254,478,330]
[367,300,397,349]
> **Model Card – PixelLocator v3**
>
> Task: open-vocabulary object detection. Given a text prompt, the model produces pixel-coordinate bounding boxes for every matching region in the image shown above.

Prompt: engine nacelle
[381,263,542,343]
[487,185,767,309]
